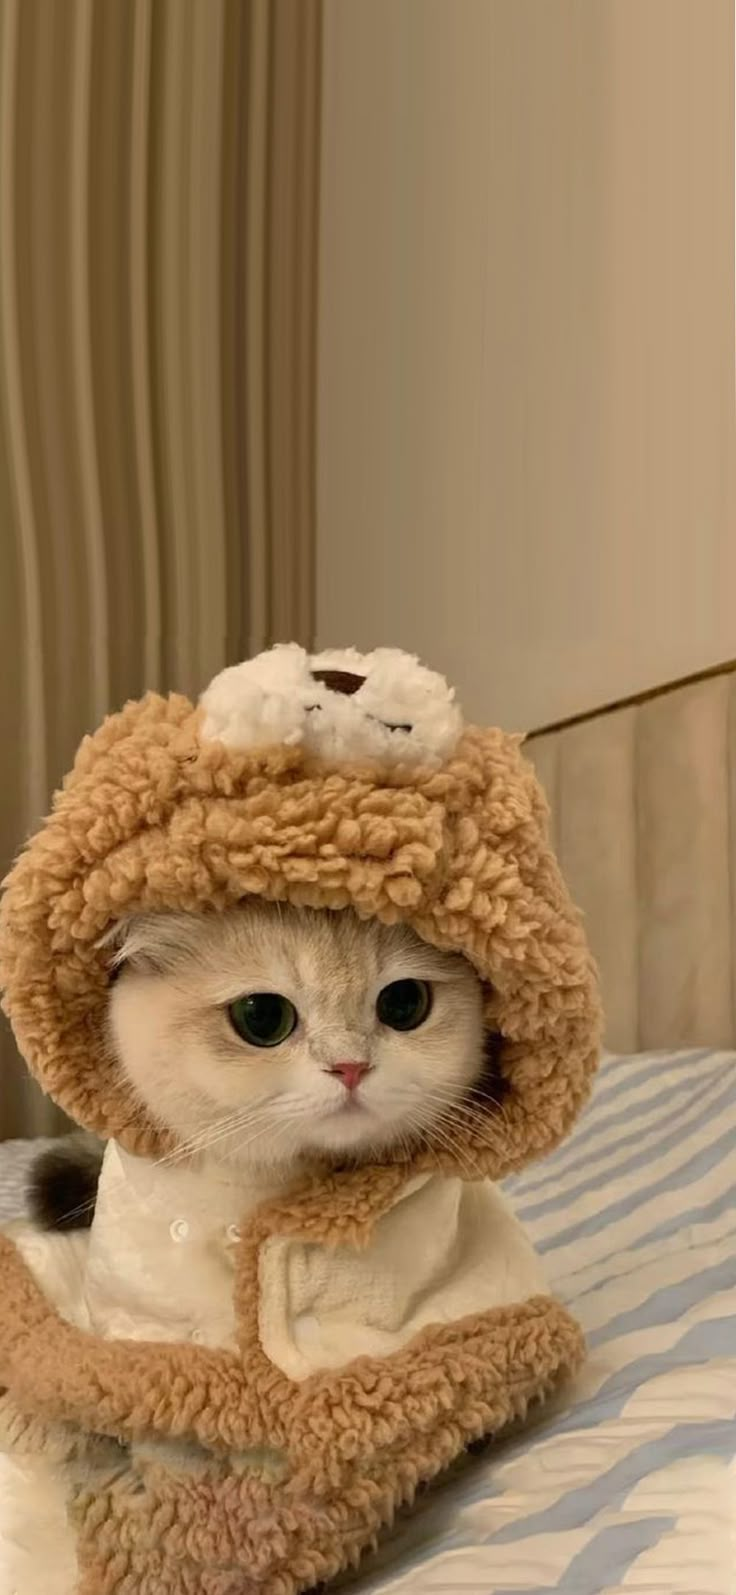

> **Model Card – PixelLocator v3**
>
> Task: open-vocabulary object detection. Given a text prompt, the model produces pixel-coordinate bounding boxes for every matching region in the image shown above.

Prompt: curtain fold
[0,0,322,1138]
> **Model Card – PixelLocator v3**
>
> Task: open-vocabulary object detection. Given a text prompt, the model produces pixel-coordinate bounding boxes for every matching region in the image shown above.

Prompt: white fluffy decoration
[199,644,463,765]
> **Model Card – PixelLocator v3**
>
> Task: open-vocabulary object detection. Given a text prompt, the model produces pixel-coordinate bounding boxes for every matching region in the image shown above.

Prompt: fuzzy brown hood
[0,647,601,1175]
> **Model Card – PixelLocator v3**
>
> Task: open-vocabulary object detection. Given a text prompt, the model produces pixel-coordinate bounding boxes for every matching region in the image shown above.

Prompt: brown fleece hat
[0,645,601,1173]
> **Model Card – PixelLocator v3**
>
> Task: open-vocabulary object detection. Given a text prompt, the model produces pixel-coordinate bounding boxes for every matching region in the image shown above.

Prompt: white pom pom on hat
[199,643,464,766]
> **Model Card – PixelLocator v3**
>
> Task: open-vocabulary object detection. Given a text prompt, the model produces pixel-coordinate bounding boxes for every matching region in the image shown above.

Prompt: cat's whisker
[414,1123,451,1179]
[412,1081,510,1146]
[198,1109,294,1165]
[411,1113,478,1179]
[421,1114,484,1182]
[427,1095,508,1144]
[232,1106,306,1167]
[146,1106,263,1166]
[434,1118,510,1178]
[52,1103,312,1230]
[55,1103,284,1227]
[154,1104,288,1172]
[417,1066,509,1116]
[410,1093,510,1175]
[410,1082,506,1132]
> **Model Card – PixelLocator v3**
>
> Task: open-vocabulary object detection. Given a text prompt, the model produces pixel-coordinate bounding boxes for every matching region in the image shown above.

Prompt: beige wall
[316,0,735,732]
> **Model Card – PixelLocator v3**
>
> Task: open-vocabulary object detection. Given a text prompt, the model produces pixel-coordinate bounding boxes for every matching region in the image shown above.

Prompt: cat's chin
[174,1106,399,1175]
[301,1108,406,1161]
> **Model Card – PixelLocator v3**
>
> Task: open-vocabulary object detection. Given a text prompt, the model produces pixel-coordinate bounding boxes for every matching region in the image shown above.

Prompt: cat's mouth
[328,1096,369,1117]
[307,1093,380,1153]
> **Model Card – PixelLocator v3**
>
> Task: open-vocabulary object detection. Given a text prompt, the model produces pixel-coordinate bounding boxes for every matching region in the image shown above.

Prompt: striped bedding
[353,1047,736,1593]
[0,1048,734,1592]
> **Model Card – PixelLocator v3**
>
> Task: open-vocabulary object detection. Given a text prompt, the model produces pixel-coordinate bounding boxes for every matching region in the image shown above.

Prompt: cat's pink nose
[328,1061,371,1092]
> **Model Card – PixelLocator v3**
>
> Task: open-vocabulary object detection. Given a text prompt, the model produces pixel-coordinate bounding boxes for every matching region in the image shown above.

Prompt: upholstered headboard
[526,666,736,1054]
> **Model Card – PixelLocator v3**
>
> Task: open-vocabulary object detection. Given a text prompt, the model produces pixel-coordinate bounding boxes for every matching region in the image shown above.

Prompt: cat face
[107,902,485,1173]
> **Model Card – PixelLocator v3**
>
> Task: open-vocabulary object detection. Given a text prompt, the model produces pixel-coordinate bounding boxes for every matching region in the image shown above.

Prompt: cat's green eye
[228,993,297,1048]
[376,979,432,1032]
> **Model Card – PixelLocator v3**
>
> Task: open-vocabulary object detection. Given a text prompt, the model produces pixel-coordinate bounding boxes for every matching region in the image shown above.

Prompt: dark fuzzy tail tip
[27,1137,104,1231]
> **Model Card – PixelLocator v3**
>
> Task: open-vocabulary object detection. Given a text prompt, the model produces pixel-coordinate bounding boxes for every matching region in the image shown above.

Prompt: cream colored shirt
[10,1140,548,1380]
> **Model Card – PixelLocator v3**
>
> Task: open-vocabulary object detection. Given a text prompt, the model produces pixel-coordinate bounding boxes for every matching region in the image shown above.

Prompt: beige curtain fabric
[0,0,322,1138]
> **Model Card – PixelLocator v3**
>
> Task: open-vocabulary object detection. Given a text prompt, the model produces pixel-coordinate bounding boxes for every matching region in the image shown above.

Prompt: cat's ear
[97,910,218,978]
[96,915,164,977]
[97,918,131,973]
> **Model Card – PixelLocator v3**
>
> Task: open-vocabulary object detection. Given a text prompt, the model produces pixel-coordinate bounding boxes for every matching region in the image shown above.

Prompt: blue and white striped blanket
[358,1048,736,1593]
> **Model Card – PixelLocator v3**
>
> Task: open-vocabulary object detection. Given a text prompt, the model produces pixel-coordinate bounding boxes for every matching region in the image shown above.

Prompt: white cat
[1,900,499,1595]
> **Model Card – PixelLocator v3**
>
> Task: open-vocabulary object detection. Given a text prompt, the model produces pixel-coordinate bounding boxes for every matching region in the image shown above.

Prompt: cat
[10,903,500,1595]
[30,900,492,1227]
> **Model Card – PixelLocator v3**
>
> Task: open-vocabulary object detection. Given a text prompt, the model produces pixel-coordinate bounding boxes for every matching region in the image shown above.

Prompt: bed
[1,665,734,1593]
[1,1044,732,1593]
[341,1043,736,1593]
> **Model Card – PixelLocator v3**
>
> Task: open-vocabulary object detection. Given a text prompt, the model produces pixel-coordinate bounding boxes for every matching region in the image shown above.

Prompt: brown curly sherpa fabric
[0,1199,584,1595]
[0,648,601,1594]
[0,691,599,1174]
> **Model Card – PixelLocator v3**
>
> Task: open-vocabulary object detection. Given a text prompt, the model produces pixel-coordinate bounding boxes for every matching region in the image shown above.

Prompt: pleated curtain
[0,0,322,1137]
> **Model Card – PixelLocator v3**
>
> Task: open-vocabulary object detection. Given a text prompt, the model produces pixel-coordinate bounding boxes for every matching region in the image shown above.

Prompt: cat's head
[106,901,490,1173]
[0,643,600,1178]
